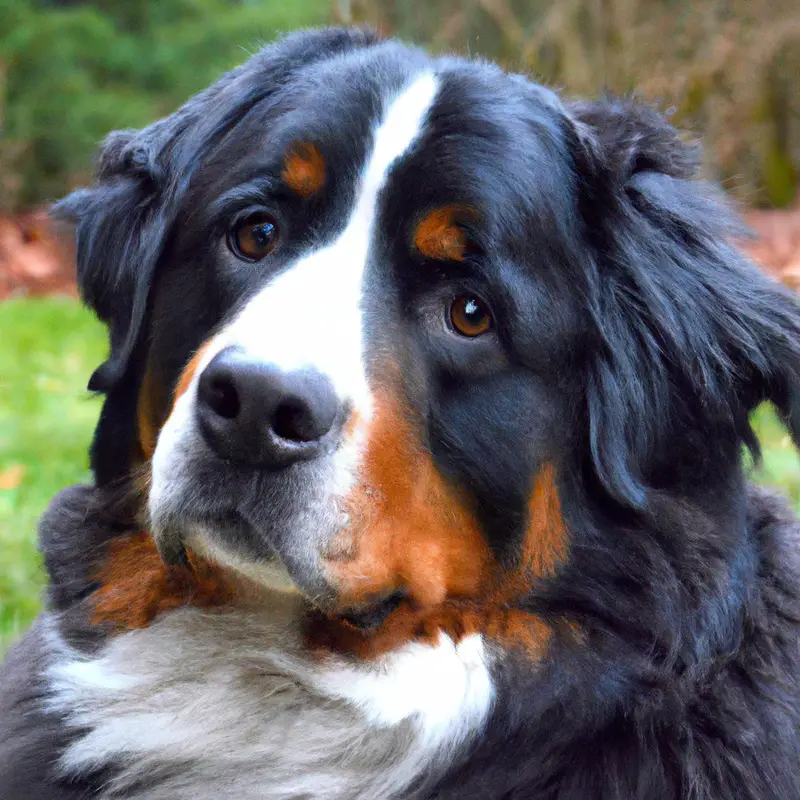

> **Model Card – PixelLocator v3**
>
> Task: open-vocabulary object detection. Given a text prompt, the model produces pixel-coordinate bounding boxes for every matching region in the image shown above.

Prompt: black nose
[196,347,341,467]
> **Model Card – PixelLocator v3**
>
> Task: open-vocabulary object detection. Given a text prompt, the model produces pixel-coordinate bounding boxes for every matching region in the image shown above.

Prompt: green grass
[750,404,800,510]
[1,298,798,654]
[0,298,105,653]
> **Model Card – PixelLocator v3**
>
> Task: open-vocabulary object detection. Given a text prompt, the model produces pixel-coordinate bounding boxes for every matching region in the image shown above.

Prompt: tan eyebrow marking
[413,204,475,262]
[281,143,326,197]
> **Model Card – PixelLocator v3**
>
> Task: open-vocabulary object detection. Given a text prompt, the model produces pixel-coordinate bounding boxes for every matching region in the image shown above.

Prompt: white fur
[46,603,493,799]
[318,633,493,744]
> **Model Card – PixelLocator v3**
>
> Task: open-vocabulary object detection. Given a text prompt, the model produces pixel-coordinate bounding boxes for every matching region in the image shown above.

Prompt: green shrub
[0,0,330,212]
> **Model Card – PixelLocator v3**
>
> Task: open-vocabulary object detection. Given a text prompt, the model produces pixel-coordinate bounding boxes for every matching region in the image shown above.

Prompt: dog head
[55,29,800,646]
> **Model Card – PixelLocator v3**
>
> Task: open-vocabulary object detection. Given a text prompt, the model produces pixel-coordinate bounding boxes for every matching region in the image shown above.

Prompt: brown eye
[228,212,279,261]
[449,295,492,337]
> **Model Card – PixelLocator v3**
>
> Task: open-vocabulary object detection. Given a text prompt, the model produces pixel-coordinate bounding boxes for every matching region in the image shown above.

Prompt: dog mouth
[151,504,409,629]
[148,418,409,628]
[335,589,409,631]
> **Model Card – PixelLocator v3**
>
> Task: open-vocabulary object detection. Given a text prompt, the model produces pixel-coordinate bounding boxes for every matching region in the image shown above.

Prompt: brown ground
[0,212,76,300]
[0,208,798,301]
[742,209,800,291]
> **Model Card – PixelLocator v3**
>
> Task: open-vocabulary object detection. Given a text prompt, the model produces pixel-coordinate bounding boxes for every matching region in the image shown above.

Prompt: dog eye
[449,295,492,337]
[228,213,279,261]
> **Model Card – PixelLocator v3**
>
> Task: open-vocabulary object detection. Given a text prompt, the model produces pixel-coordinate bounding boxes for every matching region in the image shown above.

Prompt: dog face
[144,54,578,620]
[57,30,800,645]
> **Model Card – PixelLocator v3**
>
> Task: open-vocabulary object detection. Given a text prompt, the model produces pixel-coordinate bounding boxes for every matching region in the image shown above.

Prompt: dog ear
[569,98,800,509]
[53,131,170,395]
[52,122,181,484]
[51,28,380,484]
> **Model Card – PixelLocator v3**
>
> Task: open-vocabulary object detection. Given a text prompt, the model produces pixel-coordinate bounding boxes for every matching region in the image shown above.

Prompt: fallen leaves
[0,464,25,491]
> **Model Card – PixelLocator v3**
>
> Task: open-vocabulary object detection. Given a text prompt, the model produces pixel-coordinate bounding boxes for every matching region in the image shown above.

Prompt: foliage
[0,0,330,212]
[3,0,798,210]
[1,299,798,653]
[346,0,800,209]
[750,403,800,509]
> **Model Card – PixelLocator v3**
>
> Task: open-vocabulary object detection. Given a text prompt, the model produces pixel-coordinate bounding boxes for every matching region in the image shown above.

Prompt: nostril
[206,376,240,420]
[273,398,316,442]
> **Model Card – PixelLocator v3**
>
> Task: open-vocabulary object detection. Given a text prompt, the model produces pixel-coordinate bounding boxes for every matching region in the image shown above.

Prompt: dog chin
[184,529,298,593]
[149,502,345,612]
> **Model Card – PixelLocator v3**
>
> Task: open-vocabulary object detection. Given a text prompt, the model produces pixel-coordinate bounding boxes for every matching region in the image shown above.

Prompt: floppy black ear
[569,98,800,509]
[54,132,170,395]
[51,28,380,485]
[52,123,180,485]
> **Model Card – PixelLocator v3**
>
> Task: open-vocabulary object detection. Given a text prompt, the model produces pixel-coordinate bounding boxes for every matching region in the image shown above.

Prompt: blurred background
[1,0,799,652]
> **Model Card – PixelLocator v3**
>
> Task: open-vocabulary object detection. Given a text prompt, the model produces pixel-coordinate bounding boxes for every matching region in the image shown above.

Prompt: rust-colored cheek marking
[135,342,213,462]
[282,143,326,197]
[172,342,213,410]
[136,367,164,461]
[517,464,568,586]
[91,533,237,632]
[413,205,472,262]
[326,390,493,611]
[313,391,569,659]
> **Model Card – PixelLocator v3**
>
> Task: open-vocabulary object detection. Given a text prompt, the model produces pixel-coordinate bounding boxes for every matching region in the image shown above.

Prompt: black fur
[3,27,800,799]
[571,99,800,508]
[432,486,800,799]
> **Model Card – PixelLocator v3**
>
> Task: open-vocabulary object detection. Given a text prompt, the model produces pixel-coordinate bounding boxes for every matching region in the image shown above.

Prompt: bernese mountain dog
[2,27,800,800]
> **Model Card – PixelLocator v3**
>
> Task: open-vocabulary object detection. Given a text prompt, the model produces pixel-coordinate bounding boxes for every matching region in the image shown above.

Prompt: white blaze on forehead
[207,72,440,416]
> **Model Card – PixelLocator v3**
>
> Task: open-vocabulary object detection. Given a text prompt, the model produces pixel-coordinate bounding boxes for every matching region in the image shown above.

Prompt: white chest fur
[45,601,493,799]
